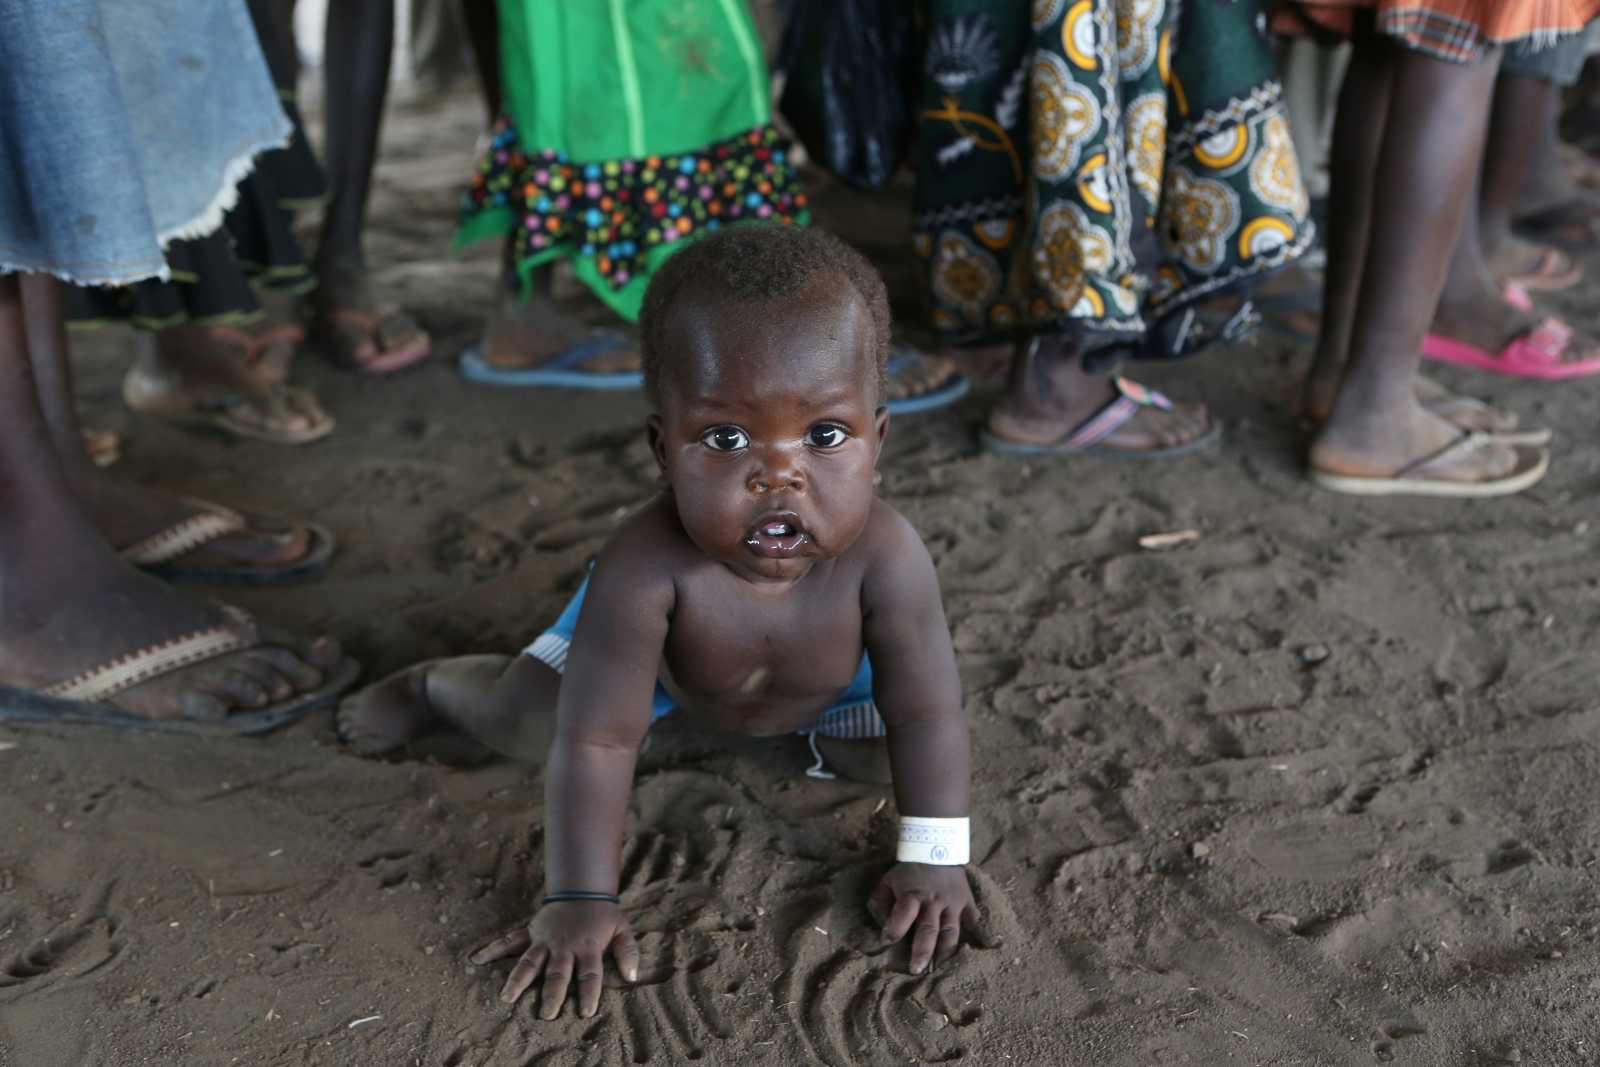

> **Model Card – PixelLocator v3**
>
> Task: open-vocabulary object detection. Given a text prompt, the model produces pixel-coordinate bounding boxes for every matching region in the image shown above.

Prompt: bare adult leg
[18,274,313,568]
[1526,89,1586,215]
[986,335,1212,453]
[459,0,500,121]
[1480,71,1558,267]
[1301,19,1396,421]
[1513,87,1600,247]
[1425,73,1597,374]
[0,274,340,719]
[311,0,431,370]
[1309,44,1520,482]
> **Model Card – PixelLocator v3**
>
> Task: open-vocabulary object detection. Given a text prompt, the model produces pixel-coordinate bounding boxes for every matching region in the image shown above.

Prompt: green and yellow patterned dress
[915,0,1314,362]
[455,0,809,321]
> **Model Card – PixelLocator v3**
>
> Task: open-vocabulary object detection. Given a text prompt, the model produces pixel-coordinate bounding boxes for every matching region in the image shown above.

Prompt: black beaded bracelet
[542,891,621,905]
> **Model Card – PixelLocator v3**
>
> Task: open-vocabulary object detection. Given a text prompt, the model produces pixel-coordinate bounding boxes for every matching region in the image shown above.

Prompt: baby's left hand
[869,863,992,974]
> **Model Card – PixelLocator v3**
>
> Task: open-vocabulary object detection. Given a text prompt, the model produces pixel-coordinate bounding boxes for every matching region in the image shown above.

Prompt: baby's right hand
[471,901,640,1019]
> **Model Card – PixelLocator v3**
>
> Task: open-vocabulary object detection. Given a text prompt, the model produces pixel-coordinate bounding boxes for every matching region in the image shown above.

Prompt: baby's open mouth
[745,518,810,558]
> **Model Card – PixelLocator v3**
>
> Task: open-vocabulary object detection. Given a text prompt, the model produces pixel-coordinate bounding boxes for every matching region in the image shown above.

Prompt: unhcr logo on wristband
[896,816,970,865]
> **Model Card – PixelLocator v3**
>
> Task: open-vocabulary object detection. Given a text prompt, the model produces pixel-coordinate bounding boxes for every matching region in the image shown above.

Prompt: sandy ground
[5,85,1600,1067]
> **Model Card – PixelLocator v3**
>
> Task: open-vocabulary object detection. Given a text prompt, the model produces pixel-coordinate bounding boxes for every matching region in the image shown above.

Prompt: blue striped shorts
[522,576,885,739]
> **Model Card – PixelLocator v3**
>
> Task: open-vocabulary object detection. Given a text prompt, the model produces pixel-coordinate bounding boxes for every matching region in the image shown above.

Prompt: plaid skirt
[1274,0,1600,63]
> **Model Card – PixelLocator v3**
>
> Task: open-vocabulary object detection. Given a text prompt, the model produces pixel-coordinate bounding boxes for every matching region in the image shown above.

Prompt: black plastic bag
[778,0,914,190]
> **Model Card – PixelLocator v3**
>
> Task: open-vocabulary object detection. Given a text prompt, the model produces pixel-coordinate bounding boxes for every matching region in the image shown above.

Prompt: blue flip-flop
[459,333,642,390]
[884,343,970,416]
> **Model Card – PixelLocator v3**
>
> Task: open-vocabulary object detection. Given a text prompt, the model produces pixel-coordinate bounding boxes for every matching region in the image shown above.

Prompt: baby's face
[648,276,887,583]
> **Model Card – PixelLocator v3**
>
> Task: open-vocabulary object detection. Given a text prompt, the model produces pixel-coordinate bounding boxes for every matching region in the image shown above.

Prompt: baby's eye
[805,424,847,448]
[704,426,750,451]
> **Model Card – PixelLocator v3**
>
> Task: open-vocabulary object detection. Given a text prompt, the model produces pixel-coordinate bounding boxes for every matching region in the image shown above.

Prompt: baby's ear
[645,414,670,477]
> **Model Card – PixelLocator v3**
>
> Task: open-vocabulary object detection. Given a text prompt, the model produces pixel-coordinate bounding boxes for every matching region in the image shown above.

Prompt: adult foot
[209,320,304,385]
[987,337,1211,453]
[478,268,639,373]
[70,470,313,572]
[1311,403,1520,484]
[1483,234,1581,291]
[1430,287,1600,375]
[936,342,1011,382]
[124,324,334,443]
[0,559,341,721]
[884,345,958,403]
[1303,374,1522,435]
[310,254,431,373]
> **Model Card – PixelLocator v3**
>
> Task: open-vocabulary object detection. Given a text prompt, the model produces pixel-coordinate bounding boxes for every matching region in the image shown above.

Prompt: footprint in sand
[0,890,125,1001]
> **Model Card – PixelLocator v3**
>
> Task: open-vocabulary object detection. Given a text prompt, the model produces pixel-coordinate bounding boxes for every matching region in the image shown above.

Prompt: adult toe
[180,688,231,722]
[245,645,324,691]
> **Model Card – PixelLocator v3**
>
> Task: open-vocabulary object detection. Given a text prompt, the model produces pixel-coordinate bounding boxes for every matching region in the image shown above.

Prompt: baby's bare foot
[336,661,446,755]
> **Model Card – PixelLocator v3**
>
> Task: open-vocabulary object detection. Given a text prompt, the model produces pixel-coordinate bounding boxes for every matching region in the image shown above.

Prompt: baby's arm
[859,506,988,972]
[472,539,675,1018]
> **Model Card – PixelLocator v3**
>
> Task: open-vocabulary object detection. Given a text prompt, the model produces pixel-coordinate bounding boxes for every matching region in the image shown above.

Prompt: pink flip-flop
[1421,318,1600,380]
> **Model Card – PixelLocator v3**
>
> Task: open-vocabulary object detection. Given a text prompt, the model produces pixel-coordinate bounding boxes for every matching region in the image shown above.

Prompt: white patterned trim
[805,701,886,740]
[525,633,571,672]
[40,626,251,702]
[1166,80,1282,157]
[118,508,248,566]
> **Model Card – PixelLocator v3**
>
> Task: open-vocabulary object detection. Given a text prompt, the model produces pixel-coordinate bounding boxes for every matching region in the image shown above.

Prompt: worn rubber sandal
[122,508,336,586]
[1496,242,1582,292]
[1310,432,1550,498]
[1422,318,1600,380]
[884,342,970,416]
[0,659,359,736]
[459,335,643,389]
[209,322,305,384]
[982,376,1222,459]
[0,603,359,735]
[322,306,432,374]
[124,363,336,444]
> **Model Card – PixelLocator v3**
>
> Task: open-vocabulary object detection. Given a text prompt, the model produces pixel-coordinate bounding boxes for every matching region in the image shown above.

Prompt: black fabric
[66,0,327,328]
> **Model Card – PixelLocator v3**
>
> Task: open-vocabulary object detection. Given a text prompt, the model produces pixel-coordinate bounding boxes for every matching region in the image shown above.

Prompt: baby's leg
[337,654,560,762]
[814,737,892,785]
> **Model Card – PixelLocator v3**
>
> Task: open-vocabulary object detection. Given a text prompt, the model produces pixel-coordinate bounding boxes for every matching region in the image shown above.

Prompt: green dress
[915,0,1314,361]
[456,0,809,321]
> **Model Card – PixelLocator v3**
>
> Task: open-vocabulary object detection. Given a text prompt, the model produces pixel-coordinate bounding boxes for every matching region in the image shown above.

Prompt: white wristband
[896,816,970,866]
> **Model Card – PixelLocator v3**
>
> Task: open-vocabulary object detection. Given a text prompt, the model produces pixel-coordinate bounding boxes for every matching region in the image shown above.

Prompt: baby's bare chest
[661,580,866,706]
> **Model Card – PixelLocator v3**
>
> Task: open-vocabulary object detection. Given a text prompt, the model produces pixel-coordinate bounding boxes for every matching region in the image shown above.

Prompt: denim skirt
[0,0,291,286]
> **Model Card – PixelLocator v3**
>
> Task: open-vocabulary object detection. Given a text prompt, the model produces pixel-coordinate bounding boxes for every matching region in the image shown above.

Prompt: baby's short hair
[638,224,892,405]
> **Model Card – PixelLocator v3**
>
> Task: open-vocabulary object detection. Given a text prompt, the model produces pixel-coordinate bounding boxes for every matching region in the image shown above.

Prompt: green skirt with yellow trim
[454,0,808,322]
[914,0,1314,360]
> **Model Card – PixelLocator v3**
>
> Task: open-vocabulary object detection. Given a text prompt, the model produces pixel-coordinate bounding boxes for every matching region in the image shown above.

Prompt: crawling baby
[337,225,985,1018]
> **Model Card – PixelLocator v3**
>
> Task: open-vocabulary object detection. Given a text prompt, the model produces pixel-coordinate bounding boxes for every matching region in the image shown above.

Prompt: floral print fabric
[915,0,1315,360]
[458,118,808,321]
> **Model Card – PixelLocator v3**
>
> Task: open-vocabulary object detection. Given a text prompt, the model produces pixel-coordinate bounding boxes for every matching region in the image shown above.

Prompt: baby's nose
[748,449,805,492]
